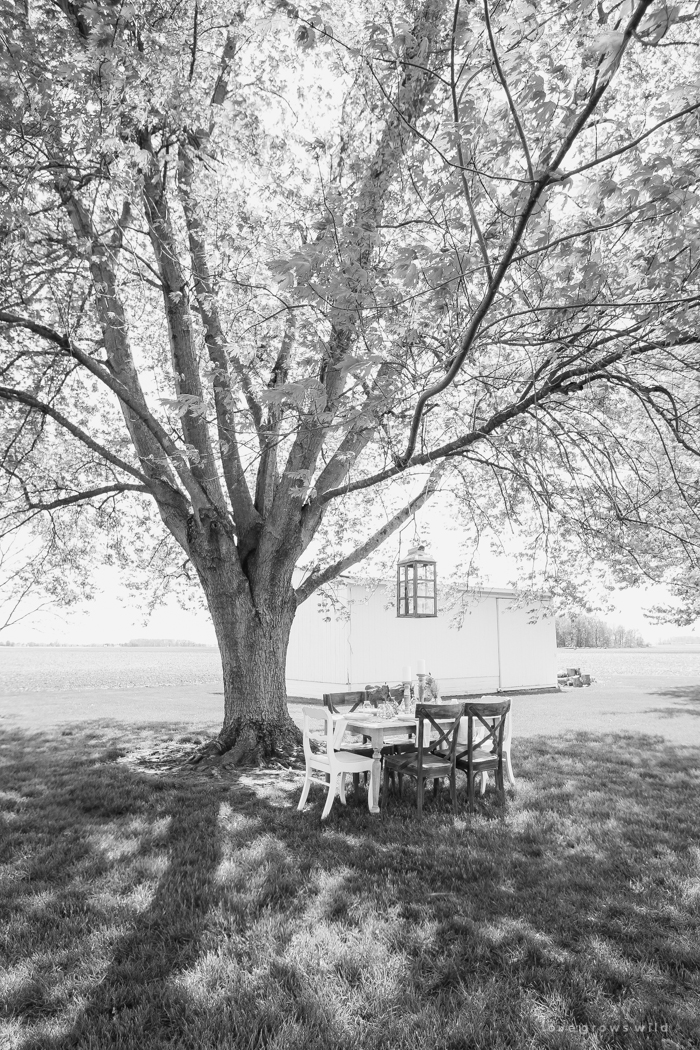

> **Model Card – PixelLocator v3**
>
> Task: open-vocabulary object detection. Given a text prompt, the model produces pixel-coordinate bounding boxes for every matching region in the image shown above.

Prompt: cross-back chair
[297,706,376,819]
[323,690,368,716]
[455,699,511,813]
[381,702,463,818]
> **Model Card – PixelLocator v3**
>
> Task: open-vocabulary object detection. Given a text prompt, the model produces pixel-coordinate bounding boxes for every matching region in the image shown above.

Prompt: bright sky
[2,565,217,646]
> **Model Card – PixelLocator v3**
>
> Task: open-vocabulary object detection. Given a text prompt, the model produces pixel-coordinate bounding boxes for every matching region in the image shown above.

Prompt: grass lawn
[1,722,698,1050]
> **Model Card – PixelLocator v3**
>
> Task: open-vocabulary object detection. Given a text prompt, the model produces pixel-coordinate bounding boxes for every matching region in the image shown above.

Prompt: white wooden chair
[297,706,376,820]
[502,704,514,786]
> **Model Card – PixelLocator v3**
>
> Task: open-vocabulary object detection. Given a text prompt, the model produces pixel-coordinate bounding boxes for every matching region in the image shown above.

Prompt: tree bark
[187,516,300,765]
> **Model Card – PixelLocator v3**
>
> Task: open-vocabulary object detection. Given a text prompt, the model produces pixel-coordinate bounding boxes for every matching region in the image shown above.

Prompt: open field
[0,646,222,694]
[2,646,700,749]
[558,646,700,680]
[2,644,700,697]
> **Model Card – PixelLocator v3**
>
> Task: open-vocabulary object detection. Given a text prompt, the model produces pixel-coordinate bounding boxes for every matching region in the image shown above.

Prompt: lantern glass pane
[397,557,437,616]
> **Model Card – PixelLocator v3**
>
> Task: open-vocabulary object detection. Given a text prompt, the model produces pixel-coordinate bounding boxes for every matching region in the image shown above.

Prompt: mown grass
[1,721,699,1050]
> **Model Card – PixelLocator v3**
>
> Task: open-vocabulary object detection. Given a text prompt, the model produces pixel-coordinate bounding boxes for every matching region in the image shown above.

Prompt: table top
[344,712,416,730]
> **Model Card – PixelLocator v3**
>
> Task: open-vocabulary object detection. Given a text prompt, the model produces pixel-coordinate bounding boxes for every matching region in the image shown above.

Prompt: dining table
[340,711,418,814]
[341,702,488,814]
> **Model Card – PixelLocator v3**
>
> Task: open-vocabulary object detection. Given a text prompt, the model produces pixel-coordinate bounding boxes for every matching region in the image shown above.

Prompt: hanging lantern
[396,545,437,618]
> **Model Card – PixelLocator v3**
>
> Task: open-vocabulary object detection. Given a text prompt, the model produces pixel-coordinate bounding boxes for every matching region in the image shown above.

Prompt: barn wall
[344,584,501,695]
[497,598,558,690]
[286,590,350,697]
[287,581,557,698]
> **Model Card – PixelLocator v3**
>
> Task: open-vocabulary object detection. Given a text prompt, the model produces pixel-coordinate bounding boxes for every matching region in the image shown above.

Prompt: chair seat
[334,751,379,771]
[459,753,499,777]
[337,745,373,757]
[470,752,498,767]
[308,747,378,771]
[384,752,452,777]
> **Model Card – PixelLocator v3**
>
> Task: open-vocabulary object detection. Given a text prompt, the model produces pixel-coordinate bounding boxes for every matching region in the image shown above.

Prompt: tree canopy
[1,0,700,755]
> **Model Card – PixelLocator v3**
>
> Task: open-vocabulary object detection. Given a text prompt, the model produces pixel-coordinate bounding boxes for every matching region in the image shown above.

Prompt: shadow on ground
[1,723,699,1050]
[646,684,700,719]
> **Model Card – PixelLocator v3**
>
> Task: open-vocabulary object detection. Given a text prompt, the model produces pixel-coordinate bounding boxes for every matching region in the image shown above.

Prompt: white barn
[286,577,557,699]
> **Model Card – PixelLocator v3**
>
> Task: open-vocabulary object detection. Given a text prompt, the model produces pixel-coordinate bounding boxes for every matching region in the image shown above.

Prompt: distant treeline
[556,613,646,648]
[0,641,120,647]
[0,639,208,647]
[122,638,208,647]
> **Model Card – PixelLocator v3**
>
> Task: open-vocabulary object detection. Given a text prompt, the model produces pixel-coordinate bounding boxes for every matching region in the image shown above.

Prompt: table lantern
[396,545,437,617]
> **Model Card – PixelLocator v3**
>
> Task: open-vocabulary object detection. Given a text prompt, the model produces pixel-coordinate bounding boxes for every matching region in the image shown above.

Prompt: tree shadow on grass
[0,723,227,1049]
[1,725,699,1050]
[646,684,700,718]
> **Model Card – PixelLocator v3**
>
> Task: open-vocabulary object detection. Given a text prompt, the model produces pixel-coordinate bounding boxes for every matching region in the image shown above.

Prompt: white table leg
[369,746,382,813]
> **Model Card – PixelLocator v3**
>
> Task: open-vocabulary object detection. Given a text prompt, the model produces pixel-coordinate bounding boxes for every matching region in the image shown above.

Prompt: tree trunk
[214,594,300,765]
[190,525,301,765]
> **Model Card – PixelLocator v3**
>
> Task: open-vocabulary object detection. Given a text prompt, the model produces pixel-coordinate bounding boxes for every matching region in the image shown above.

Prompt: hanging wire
[412,510,421,547]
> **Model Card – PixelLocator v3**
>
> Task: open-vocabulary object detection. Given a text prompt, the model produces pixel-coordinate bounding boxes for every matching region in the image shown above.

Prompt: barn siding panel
[497,599,557,690]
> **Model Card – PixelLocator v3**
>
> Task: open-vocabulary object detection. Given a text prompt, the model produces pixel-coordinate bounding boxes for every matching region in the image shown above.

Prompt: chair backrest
[365,683,404,706]
[414,702,463,768]
[461,699,511,759]
[301,705,335,759]
[323,691,366,714]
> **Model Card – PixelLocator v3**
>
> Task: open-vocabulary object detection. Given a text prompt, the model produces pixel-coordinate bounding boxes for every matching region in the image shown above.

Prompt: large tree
[1,0,699,760]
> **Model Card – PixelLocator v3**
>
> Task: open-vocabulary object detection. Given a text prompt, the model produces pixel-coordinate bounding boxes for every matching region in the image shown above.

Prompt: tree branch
[0,385,156,488]
[22,484,150,512]
[451,0,493,284]
[561,100,700,180]
[177,143,259,534]
[395,0,656,467]
[139,131,226,509]
[266,0,450,551]
[0,310,212,512]
[320,328,685,503]
[483,0,534,183]
[295,461,447,603]
[255,312,296,518]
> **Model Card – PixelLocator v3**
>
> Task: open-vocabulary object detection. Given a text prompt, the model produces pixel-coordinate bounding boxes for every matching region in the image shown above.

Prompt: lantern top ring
[397,544,436,568]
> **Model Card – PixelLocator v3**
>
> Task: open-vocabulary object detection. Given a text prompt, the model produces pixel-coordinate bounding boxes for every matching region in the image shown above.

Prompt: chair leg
[339,772,347,804]
[433,778,439,798]
[353,773,360,790]
[504,749,515,786]
[381,760,390,814]
[496,761,505,801]
[417,776,424,818]
[468,772,475,815]
[322,774,338,820]
[297,771,312,811]
[451,770,457,815]
[479,772,487,796]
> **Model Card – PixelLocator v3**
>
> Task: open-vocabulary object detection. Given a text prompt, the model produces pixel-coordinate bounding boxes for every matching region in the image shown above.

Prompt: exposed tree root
[188,716,303,769]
